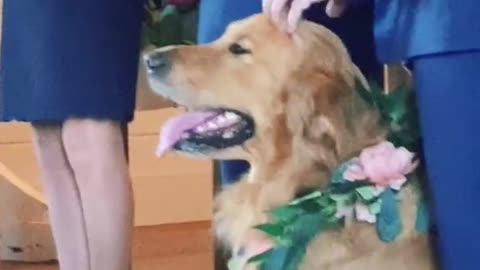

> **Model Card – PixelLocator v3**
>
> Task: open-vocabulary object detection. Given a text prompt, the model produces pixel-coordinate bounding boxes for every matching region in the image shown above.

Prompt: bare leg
[62,119,133,270]
[32,124,91,270]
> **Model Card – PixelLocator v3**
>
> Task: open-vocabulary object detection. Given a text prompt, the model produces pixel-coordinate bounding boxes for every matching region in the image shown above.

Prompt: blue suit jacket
[198,0,262,44]
[199,0,480,64]
[375,0,480,63]
[198,0,381,81]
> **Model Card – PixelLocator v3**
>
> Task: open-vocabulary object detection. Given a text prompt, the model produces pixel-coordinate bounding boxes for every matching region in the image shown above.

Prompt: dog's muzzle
[143,50,172,77]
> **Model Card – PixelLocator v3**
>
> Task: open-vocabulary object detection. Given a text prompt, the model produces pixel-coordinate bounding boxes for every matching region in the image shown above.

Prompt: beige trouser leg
[62,119,133,270]
[33,119,133,270]
[32,124,91,270]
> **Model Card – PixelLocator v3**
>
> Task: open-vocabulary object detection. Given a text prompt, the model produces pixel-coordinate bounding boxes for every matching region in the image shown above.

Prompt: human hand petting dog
[263,0,348,33]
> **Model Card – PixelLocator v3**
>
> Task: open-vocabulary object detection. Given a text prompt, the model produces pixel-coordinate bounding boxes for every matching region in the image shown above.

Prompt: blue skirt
[0,0,145,122]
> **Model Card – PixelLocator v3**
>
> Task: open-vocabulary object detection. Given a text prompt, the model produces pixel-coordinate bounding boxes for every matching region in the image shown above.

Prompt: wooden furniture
[0,222,214,270]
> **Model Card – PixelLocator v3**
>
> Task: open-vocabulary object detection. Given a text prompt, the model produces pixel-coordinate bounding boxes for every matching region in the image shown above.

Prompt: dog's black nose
[144,51,171,72]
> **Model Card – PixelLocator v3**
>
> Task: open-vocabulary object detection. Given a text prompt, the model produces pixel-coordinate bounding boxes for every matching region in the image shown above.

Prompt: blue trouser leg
[413,50,480,270]
[220,160,251,184]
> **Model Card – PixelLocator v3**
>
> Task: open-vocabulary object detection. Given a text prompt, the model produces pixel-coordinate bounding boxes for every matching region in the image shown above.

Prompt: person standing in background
[1,1,144,269]
[198,0,382,185]
[264,0,480,269]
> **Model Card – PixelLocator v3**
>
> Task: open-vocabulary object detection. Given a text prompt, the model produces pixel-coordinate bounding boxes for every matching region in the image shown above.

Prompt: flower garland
[228,80,432,270]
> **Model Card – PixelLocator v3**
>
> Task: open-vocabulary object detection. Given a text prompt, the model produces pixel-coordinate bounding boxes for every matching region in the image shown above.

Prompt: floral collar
[230,141,431,270]
[335,140,418,226]
[228,80,431,270]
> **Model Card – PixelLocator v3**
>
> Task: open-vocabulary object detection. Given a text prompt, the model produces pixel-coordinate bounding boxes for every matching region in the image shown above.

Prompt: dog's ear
[282,72,349,171]
[282,69,381,170]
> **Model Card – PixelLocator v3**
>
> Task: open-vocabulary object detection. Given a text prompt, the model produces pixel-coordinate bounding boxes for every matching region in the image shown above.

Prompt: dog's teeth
[224,112,240,121]
[215,116,227,125]
[195,125,207,133]
[222,131,234,139]
[207,122,218,129]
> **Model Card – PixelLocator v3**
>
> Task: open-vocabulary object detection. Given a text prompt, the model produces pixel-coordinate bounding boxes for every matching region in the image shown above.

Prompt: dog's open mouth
[157,109,255,156]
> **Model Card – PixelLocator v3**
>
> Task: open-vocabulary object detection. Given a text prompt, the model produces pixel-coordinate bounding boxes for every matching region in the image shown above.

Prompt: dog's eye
[228,43,251,55]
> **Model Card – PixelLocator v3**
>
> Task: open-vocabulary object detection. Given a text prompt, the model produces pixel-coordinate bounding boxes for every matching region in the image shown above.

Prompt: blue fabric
[219,161,251,184]
[0,0,145,122]
[198,0,382,184]
[374,0,480,63]
[198,0,262,45]
[413,50,480,270]
[199,1,381,82]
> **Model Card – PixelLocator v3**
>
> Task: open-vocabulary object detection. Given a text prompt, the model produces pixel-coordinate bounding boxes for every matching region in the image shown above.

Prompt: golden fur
[145,14,436,270]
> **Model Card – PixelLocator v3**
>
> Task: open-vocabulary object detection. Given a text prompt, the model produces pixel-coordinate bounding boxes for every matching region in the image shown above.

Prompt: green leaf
[255,224,285,238]
[358,80,421,153]
[369,81,387,104]
[317,194,331,206]
[368,199,382,215]
[247,248,275,264]
[330,192,355,212]
[331,160,355,184]
[288,191,322,206]
[319,203,338,217]
[330,192,354,203]
[330,180,369,194]
[271,206,303,223]
[259,247,289,270]
[256,224,294,247]
[376,188,403,242]
[415,197,432,234]
[354,78,375,108]
[355,186,379,201]
[327,214,342,224]
[261,214,328,270]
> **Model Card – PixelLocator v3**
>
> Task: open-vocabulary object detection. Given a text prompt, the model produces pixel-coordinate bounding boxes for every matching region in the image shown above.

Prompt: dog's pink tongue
[157,111,217,157]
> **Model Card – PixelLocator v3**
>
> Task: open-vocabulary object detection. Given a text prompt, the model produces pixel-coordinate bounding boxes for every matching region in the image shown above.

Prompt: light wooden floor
[0,222,214,270]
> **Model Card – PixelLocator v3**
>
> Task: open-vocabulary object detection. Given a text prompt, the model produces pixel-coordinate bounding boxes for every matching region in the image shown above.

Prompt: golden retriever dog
[143,14,436,270]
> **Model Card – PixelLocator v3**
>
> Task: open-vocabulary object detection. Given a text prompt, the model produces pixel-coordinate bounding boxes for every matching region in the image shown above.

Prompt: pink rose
[344,141,418,191]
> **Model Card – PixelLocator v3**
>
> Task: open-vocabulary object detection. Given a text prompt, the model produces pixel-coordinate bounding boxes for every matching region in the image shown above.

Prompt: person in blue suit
[1,1,144,269]
[198,0,382,185]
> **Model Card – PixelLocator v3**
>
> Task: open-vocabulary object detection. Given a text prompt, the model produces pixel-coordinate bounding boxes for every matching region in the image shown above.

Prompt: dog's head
[145,14,383,184]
